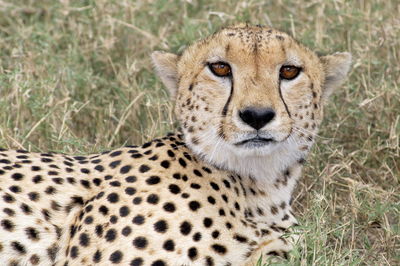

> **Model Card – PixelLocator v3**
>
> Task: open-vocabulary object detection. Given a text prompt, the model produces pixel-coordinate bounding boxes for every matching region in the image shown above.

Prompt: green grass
[0,0,399,265]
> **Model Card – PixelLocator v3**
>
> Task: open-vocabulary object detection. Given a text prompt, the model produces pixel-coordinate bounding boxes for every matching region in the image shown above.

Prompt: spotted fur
[0,24,351,265]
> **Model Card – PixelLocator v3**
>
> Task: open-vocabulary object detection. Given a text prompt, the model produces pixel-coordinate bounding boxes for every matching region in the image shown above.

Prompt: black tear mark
[278,79,291,118]
[222,78,234,116]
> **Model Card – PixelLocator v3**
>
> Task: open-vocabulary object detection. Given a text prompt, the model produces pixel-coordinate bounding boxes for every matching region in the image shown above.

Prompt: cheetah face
[152,24,351,175]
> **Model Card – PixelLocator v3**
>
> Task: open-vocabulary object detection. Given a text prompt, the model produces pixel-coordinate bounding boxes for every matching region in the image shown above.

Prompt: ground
[0,0,398,265]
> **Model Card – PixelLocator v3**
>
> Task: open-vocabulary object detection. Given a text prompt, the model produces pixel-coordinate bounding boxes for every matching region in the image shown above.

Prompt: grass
[0,0,399,265]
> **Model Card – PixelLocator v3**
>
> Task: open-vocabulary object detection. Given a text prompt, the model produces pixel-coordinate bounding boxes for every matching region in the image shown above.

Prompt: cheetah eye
[279,65,301,80]
[209,62,232,77]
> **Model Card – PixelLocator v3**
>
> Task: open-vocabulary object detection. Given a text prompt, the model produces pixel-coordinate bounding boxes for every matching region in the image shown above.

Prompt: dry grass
[0,0,399,265]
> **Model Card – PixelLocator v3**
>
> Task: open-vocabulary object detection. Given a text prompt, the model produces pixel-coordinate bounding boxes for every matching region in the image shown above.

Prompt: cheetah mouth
[235,137,275,147]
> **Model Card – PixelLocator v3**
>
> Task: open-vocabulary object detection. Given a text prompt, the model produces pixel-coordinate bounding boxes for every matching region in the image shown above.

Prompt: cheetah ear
[151,51,179,98]
[320,52,352,101]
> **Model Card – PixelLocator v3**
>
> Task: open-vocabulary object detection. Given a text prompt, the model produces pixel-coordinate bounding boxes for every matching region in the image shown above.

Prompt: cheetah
[0,24,351,266]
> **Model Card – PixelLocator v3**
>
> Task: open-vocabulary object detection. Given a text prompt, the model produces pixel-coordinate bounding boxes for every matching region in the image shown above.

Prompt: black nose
[238,107,276,130]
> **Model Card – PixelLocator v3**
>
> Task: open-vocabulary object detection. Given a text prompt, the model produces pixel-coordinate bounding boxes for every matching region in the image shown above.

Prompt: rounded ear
[151,51,179,98]
[320,52,352,101]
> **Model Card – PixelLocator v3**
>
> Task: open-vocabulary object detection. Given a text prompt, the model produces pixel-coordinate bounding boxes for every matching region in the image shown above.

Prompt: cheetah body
[0,24,351,265]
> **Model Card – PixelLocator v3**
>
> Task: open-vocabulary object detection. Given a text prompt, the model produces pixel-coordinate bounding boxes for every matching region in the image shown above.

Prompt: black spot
[210,182,220,191]
[122,226,132,236]
[203,217,213,228]
[41,158,53,163]
[32,175,43,183]
[47,244,58,262]
[109,160,121,169]
[11,173,24,180]
[107,193,119,203]
[3,208,15,216]
[71,196,84,205]
[132,197,142,205]
[11,241,26,254]
[193,232,202,242]
[139,165,150,173]
[190,183,201,189]
[154,220,168,233]
[120,165,132,174]
[222,194,228,203]
[131,153,143,158]
[188,201,201,211]
[125,187,136,195]
[80,179,90,189]
[93,178,102,186]
[3,193,15,203]
[225,222,233,229]
[45,186,56,194]
[1,219,14,231]
[84,216,93,224]
[94,165,104,172]
[9,185,21,193]
[142,142,151,148]
[52,177,64,184]
[163,202,176,212]
[31,166,41,171]
[212,230,220,239]
[151,260,166,266]
[131,258,144,266]
[105,229,117,242]
[79,233,90,247]
[168,184,181,194]
[110,151,122,157]
[132,215,145,225]
[125,176,137,183]
[223,180,231,188]
[193,169,202,177]
[99,205,109,215]
[146,176,161,185]
[147,194,159,204]
[180,221,192,235]
[178,158,187,167]
[148,153,159,160]
[172,173,181,180]
[21,203,32,214]
[188,247,198,260]
[206,257,214,266]
[93,250,102,262]
[234,234,248,243]
[119,206,130,217]
[110,215,118,224]
[211,244,227,254]
[133,237,148,249]
[109,250,123,263]
[163,239,175,251]
[207,196,216,204]
[110,181,121,187]
[80,168,90,174]
[95,225,103,237]
[160,160,170,169]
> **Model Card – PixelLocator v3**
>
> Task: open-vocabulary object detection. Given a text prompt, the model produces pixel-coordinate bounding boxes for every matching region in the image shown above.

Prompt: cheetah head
[152,24,351,179]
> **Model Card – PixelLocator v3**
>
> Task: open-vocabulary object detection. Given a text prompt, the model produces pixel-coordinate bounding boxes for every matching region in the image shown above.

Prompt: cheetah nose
[238,107,276,130]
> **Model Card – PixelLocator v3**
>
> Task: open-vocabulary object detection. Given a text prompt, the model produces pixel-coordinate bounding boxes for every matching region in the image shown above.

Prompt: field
[0,0,399,265]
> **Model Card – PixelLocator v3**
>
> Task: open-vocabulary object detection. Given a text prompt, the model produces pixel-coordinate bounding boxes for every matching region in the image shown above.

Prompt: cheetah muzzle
[0,24,351,266]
